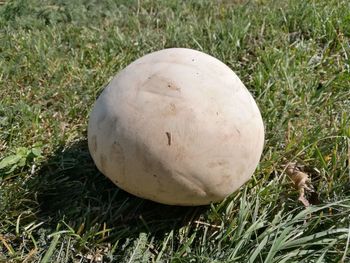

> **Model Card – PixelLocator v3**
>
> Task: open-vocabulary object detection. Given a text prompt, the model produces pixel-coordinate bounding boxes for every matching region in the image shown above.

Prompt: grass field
[1,0,350,262]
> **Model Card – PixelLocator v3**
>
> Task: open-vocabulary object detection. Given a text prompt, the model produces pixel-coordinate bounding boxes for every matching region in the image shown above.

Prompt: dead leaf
[285,162,315,207]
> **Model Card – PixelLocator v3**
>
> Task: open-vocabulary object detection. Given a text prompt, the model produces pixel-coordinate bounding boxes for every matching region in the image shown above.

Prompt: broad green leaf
[0,154,22,170]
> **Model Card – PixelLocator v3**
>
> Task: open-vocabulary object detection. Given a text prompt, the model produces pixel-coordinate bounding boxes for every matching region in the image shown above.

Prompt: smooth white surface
[88,48,264,205]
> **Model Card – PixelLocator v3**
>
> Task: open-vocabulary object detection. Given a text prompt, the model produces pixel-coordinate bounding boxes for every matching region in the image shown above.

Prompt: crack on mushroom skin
[140,73,182,99]
[142,86,182,99]
[172,170,219,201]
[166,132,172,146]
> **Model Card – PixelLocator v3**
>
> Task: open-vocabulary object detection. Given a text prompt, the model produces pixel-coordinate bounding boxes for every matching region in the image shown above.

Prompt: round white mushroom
[88,48,264,206]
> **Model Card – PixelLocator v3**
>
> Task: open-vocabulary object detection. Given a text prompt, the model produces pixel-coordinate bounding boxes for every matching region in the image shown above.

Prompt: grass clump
[0,0,349,262]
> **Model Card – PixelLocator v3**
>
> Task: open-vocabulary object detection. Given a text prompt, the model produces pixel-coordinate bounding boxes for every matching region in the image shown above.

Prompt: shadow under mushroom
[30,139,209,243]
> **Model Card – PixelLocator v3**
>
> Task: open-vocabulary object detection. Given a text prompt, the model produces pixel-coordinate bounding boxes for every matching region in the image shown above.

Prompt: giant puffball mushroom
[88,48,264,206]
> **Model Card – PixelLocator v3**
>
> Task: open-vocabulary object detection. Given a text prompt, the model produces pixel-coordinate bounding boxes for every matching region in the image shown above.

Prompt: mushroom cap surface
[88,48,264,205]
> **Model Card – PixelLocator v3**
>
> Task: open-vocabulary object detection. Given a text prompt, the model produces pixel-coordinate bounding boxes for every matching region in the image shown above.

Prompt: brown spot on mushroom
[167,83,181,92]
[235,127,241,136]
[91,135,97,153]
[166,132,172,146]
